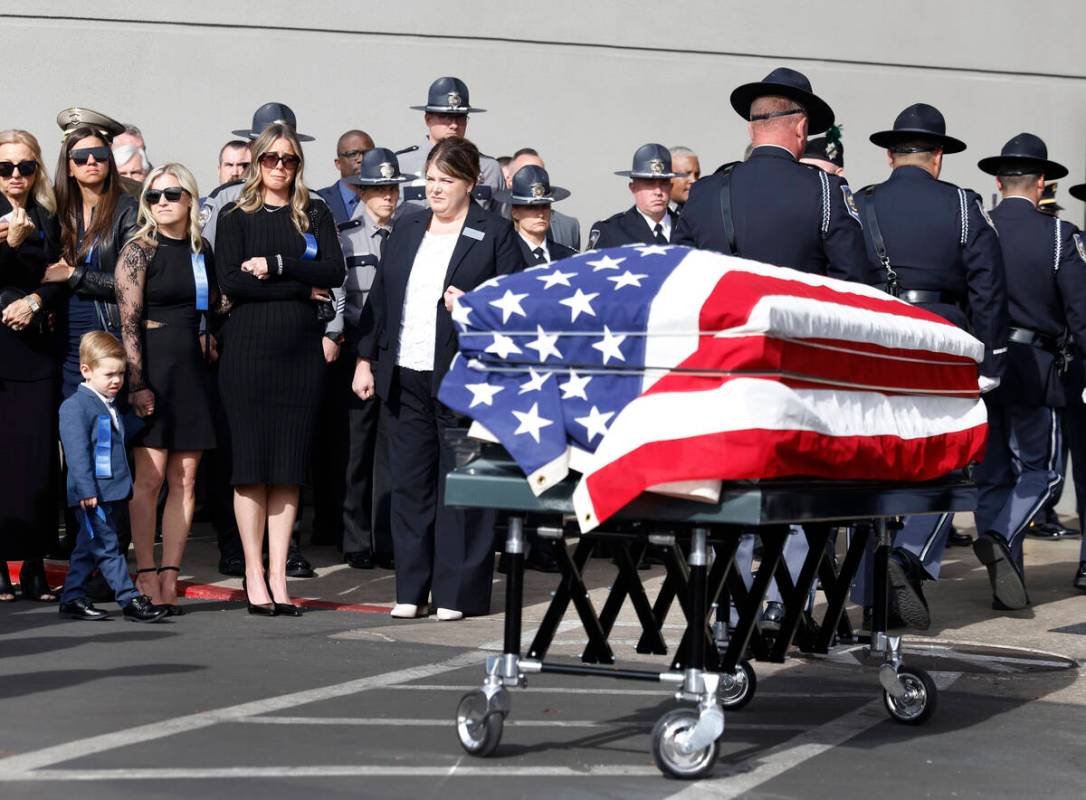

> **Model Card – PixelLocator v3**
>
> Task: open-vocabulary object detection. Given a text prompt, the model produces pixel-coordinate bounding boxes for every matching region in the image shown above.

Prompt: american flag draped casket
[438,245,987,532]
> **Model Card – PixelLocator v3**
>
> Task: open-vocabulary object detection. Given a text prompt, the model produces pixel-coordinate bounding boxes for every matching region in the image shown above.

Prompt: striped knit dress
[215,200,345,486]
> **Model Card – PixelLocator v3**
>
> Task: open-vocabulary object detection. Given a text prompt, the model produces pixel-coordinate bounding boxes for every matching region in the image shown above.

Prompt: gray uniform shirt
[334,204,389,341]
[397,133,503,212]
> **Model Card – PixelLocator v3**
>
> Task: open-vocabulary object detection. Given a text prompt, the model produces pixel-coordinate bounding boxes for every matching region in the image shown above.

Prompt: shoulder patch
[840,185,861,225]
[198,204,212,227]
[1075,233,1086,263]
[588,227,601,249]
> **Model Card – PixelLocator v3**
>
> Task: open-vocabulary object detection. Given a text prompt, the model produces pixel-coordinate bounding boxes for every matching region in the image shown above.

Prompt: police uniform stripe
[957,188,968,245]
[1053,218,1061,272]
[918,512,951,562]
[1008,407,1064,544]
[818,170,830,235]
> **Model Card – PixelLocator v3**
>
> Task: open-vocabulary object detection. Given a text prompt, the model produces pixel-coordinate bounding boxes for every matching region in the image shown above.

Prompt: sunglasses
[70,146,110,165]
[258,152,301,169]
[337,149,366,160]
[0,160,37,178]
[145,186,190,204]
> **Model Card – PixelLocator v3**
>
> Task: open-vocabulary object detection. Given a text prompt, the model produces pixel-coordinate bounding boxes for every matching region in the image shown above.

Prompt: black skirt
[0,376,59,559]
[131,326,217,451]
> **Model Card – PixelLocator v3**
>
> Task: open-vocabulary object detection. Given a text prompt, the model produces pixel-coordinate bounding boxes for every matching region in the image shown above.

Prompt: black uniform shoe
[218,555,245,577]
[973,533,1029,609]
[122,595,167,623]
[947,526,973,547]
[886,550,931,630]
[376,554,395,570]
[58,597,109,621]
[285,551,316,579]
[344,551,375,570]
[525,549,561,574]
[760,601,784,633]
[1028,522,1079,539]
[861,605,909,632]
[1073,561,1086,591]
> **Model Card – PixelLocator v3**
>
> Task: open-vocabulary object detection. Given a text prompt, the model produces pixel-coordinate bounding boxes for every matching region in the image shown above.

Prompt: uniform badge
[529,182,546,198]
[977,198,997,231]
[841,186,861,226]
[379,162,394,179]
[588,228,601,249]
[447,92,462,107]
[825,141,838,161]
[198,204,211,228]
[1075,233,1086,263]
[648,158,664,176]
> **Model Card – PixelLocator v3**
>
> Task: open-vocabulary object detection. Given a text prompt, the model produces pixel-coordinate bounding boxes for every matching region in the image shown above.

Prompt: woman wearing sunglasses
[41,125,138,398]
[216,124,344,616]
[0,129,61,603]
[114,164,220,614]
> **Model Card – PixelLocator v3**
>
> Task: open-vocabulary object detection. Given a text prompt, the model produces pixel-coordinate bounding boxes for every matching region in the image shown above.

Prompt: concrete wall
[4,1,1085,234]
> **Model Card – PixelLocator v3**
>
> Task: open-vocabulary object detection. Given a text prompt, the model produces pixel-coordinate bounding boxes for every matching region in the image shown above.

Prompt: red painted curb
[4,561,392,615]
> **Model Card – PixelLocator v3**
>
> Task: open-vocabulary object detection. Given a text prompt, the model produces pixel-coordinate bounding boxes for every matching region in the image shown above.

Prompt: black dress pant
[387,366,494,615]
[341,371,393,559]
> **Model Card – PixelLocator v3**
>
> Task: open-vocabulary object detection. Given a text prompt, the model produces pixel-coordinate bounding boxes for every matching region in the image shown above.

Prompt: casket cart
[446,444,974,779]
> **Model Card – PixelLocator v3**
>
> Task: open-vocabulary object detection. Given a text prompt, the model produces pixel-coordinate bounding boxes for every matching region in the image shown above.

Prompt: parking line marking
[387,684,872,699]
[237,716,815,731]
[2,765,666,781]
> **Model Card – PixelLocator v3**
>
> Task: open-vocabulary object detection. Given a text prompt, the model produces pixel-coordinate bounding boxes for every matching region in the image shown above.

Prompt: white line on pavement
[5,765,665,781]
[665,671,962,800]
[236,716,814,731]
[386,684,872,699]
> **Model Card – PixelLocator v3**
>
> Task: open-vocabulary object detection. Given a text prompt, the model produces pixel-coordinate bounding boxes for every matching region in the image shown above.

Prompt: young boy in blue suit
[57,332,166,623]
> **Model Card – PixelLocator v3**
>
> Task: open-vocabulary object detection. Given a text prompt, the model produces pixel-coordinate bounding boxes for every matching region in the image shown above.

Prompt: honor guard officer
[588,143,686,249]
[800,124,845,176]
[672,67,870,283]
[1038,182,1063,217]
[504,148,581,250]
[1066,179,1086,588]
[973,135,1086,605]
[201,102,316,249]
[398,77,503,212]
[497,164,577,267]
[850,103,1008,628]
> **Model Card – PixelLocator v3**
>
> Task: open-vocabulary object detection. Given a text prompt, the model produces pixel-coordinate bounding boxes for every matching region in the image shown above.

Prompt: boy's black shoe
[59,598,110,620]
[122,595,168,623]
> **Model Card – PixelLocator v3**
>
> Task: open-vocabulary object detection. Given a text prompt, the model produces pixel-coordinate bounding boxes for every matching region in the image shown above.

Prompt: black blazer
[514,234,578,266]
[589,206,676,249]
[358,201,525,398]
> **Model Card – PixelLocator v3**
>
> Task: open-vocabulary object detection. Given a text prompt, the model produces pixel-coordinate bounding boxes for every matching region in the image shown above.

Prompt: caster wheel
[883,668,937,725]
[718,660,757,710]
[456,690,504,756]
[651,708,719,779]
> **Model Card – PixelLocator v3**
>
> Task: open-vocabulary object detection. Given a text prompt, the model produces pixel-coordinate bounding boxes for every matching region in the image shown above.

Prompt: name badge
[81,504,108,541]
[94,414,112,479]
[191,253,209,311]
[302,233,319,261]
[462,227,485,241]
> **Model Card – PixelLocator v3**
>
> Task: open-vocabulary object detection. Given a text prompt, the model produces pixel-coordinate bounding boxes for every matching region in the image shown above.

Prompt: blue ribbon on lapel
[302,233,318,261]
[94,414,112,478]
[191,253,209,311]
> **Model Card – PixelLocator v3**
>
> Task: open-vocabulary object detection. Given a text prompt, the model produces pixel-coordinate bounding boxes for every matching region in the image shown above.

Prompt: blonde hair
[0,129,57,213]
[235,124,310,233]
[133,163,203,254]
[79,331,125,367]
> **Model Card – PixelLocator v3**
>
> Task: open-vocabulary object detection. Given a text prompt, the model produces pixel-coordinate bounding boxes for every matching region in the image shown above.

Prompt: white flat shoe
[390,603,428,619]
[436,608,463,621]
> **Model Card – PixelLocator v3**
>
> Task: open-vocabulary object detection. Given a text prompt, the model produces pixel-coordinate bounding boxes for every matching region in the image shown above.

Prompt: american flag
[439,245,987,531]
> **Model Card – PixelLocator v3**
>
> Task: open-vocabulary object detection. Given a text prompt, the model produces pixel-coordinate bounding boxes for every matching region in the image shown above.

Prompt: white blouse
[397,231,458,371]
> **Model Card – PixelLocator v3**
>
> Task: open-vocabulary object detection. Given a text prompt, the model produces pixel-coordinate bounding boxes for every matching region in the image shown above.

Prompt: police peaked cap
[56,107,125,141]
[344,147,415,186]
[494,164,571,205]
[410,77,486,114]
[870,103,965,154]
[232,102,314,142]
[803,124,845,167]
[614,144,688,179]
[978,133,1068,180]
[730,67,835,135]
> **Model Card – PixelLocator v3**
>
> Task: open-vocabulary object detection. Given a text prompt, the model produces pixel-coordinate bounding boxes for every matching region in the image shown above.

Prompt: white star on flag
[489,289,528,323]
[635,244,672,257]
[476,275,504,290]
[485,332,522,359]
[536,268,576,289]
[465,382,504,408]
[586,255,625,271]
[525,325,562,361]
[559,369,592,400]
[559,288,599,322]
[450,298,472,328]
[518,367,550,394]
[592,326,626,363]
[576,405,614,442]
[607,271,648,290]
[512,402,553,443]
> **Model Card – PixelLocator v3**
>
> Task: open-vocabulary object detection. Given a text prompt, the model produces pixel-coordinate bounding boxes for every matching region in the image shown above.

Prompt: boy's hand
[79,497,98,511]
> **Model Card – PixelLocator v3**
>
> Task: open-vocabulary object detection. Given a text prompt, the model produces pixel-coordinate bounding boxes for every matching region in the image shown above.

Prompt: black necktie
[375,227,389,256]
[532,246,547,264]
[653,223,667,245]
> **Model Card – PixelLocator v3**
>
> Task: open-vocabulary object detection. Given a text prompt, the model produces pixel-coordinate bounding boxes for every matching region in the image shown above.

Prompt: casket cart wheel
[718,660,757,710]
[651,708,719,779]
[883,667,937,725]
[456,690,504,756]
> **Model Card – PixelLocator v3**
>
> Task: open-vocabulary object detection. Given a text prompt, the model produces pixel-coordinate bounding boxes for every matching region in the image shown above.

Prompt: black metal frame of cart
[447,453,975,779]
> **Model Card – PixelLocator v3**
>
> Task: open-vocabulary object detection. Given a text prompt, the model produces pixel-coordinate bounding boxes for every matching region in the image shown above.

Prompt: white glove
[1081,388,1086,405]
[978,375,1001,394]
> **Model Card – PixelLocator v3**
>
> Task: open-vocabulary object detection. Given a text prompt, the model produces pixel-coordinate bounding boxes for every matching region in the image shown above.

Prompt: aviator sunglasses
[258,152,301,169]
[0,160,38,178]
[69,146,111,165]
[144,186,190,204]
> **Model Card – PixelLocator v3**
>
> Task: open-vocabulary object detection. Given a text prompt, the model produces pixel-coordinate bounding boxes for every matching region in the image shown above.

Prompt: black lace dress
[116,233,218,450]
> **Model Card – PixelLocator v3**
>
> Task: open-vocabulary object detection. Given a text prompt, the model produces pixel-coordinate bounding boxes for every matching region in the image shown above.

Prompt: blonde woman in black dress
[215,125,344,616]
[116,163,219,614]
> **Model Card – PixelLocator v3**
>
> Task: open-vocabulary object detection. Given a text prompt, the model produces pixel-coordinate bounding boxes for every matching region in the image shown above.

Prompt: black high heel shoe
[157,566,185,616]
[19,559,56,603]
[242,577,276,616]
[266,577,303,617]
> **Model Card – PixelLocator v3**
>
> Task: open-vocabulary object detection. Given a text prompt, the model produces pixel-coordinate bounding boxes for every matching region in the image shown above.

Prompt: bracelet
[275,254,284,276]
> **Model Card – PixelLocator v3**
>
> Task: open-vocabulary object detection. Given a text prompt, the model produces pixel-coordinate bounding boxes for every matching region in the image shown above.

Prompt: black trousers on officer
[1063,358,1086,561]
[387,366,494,615]
[342,367,393,560]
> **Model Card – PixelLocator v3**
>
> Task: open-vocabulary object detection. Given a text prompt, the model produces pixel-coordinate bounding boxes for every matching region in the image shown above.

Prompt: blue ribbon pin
[81,504,108,541]
[94,414,112,479]
[302,233,318,261]
[191,252,209,311]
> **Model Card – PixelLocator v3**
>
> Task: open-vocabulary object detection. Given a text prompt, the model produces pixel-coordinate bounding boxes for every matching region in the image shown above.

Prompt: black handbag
[305,206,336,323]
